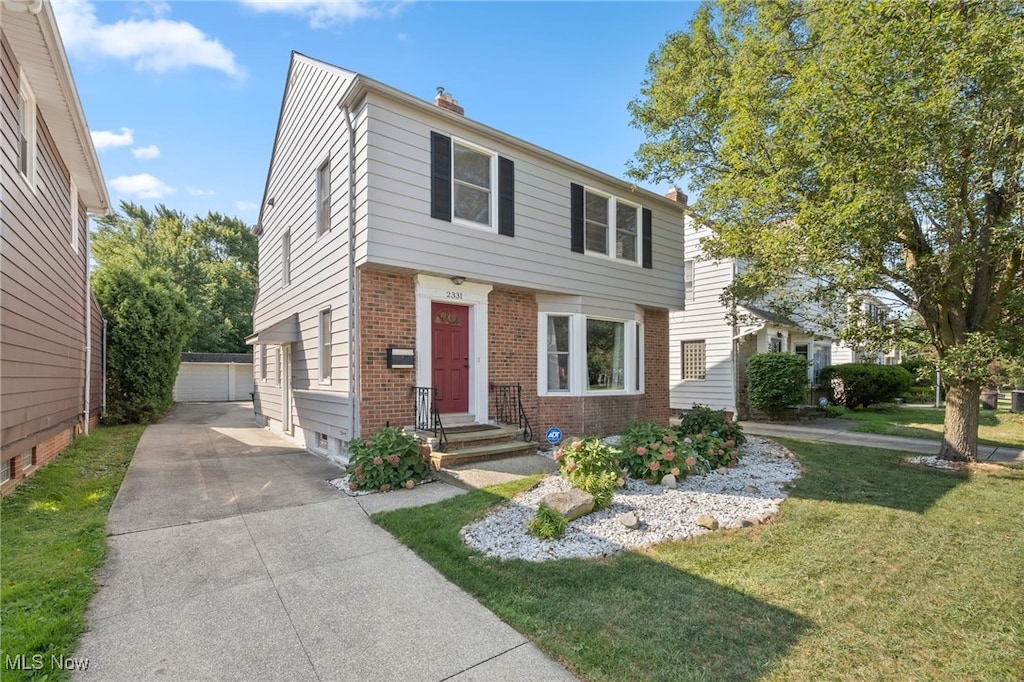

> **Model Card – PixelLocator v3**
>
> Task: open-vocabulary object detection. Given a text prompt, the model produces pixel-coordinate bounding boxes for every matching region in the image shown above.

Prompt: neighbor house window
[587,319,625,391]
[539,313,642,395]
[281,230,291,286]
[317,158,330,235]
[684,260,695,302]
[545,316,571,392]
[275,347,282,386]
[319,308,332,384]
[812,345,831,385]
[681,340,706,380]
[259,344,267,381]
[452,141,493,226]
[18,67,36,185]
[70,178,80,253]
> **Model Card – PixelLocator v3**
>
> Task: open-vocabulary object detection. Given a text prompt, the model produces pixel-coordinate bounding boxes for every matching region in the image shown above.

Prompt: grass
[373,439,1024,681]
[0,424,144,681]
[833,405,1024,448]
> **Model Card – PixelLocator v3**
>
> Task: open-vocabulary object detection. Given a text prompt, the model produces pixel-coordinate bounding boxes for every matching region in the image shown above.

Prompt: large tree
[630,0,1024,461]
[92,202,258,353]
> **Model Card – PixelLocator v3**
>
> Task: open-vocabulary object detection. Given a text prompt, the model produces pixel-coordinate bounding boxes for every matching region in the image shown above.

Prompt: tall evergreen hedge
[747,353,809,416]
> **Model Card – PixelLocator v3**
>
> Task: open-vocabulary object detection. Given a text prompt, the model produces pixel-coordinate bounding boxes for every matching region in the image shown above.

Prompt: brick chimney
[434,87,464,116]
[665,187,688,207]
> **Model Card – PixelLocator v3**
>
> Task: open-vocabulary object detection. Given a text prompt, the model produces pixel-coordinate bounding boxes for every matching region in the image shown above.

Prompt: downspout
[84,247,91,435]
[342,104,359,441]
[102,318,107,416]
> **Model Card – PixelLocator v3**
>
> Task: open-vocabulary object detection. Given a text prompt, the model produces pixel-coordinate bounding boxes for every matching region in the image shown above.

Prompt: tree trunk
[938,381,981,462]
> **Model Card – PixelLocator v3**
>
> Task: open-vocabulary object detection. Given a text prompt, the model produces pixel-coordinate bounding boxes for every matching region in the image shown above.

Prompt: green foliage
[92,202,258,353]
[345,428,428,492]
[526,503,567,540]
[93,266,194,424]
[619,421,696,484]
[819,363,913,409]
[676,403,746,446]
[681,432,740,469]
[553,438,620,509]
[629,0,1024,459]
[746,353,809,416]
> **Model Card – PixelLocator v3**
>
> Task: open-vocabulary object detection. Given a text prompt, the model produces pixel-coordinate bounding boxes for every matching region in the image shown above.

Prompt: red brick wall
[642,307,670,426]
[358,269,417,434]
[1,424,74,496]
[487,287,538,424]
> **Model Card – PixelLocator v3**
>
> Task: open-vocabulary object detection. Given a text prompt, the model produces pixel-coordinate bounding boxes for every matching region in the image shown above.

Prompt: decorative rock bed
[461,436,803,562]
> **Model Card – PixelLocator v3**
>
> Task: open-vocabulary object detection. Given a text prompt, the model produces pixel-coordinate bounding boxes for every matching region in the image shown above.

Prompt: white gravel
[461,436,802,562]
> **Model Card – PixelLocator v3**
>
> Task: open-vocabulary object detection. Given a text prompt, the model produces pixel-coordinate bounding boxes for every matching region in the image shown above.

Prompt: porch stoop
[416,423,538,469]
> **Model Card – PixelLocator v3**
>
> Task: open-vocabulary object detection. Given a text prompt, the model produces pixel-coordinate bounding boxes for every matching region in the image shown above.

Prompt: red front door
[431,302,469,413]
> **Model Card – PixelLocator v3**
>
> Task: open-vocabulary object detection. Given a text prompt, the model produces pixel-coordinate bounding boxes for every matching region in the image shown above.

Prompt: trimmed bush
[553,438,620,509]
[747,353,810,416]
[346,427,429,492]
[818,363,914,408]
[676,404,746,446]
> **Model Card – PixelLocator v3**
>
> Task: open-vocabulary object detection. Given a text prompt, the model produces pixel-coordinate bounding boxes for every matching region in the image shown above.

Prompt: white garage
[173,353,254,402]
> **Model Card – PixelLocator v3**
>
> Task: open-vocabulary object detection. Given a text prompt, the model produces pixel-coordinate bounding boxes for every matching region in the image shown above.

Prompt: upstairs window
[319,308,332,384]
[571,183,652,268]
[18,67,37,186]
[684,260,695,302]
[317,158,331,235]
[430,132,515,236]
[281,230,291,287]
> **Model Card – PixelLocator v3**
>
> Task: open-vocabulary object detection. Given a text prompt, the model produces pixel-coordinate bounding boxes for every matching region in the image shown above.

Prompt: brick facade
[1,415,97,496]
[356,272,672,441]
[358,269,417,434]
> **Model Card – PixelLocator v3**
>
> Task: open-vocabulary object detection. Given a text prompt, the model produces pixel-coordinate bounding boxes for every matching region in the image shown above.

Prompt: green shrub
[620,421,698,484]
[346,427,429,492]
[900,359,935,386]
[93,265,195,424]
[680,432,741,469]
[903,385,937,403]
[747,353,810,416]
[819,363,913,408]
[553,438,620,509]
[676,404,746,445]
[527,504,567,540]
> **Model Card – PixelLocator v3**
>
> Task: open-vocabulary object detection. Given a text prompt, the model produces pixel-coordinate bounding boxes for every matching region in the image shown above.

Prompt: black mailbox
[387,347,415,368]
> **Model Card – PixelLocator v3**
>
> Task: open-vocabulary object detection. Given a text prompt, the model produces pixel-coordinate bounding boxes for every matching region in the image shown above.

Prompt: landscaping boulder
[541,489,595,521]
[618,511,641,530]
[695,514,719,530]
[661,473,677,489]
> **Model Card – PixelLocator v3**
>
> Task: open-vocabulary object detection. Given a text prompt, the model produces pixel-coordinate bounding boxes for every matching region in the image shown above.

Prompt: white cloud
[132,145,161,159]
[238,0,406,28]
[186,187,216,197]
[234,201,259,213]
[91,127,134,149]
[109,173,176,199]
[53,0,244,79]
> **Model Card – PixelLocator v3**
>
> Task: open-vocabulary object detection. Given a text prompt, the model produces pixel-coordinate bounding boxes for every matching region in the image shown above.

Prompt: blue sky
[54,1,699,222]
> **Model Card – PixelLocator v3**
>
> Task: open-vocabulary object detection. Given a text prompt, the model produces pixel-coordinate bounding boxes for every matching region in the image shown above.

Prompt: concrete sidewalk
[75,402,574,681]
[741,418,1024,463]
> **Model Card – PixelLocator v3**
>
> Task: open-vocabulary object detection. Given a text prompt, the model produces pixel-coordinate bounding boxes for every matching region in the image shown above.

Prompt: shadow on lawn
[776,437,966,513]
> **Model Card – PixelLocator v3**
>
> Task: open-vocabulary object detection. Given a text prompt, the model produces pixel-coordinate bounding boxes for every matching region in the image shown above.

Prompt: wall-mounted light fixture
[266,197,275,208]
[450,276,466,285]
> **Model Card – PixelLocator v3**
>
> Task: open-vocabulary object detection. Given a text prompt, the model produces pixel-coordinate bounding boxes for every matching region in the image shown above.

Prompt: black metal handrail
[413,386,447,452]
[491,383,533,442]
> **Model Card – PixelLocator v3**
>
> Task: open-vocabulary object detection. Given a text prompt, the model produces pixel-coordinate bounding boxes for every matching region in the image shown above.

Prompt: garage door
[174,363,252,402]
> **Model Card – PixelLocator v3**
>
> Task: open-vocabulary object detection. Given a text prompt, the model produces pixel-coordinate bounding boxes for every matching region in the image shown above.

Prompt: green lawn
[834,405,1024,448]
[0,424,144,681]
[373,440,1024,681]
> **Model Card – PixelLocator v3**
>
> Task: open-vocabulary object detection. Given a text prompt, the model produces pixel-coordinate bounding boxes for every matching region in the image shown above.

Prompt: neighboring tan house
[249,53,686,464]
[671,217,836,419]
[1,0,110,494]
[830,294,902,366]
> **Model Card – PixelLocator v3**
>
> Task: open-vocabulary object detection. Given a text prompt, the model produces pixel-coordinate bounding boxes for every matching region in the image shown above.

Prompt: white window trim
[318,307,332,385]
[317,157,331,235]
[18,66,37,190]
[258,344,267,382]
[582,186,642,266]
[684,260,695,302]
[450,137,497,232]
[537,312,643,397]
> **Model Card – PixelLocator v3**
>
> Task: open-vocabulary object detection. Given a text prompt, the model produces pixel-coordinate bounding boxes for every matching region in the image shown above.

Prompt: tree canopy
[630,0,1024,460]
[92,202,258,353]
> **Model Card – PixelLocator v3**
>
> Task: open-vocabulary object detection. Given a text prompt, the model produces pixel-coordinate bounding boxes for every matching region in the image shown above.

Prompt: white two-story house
[249,53,686,462]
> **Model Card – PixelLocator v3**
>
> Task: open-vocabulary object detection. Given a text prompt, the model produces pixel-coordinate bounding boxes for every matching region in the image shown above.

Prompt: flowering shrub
[620,420,697,484]
[526,503,567,540]
[345,427,428,492]
[553,437,620,509]
[681,431,740,469]
[675,404,746,446]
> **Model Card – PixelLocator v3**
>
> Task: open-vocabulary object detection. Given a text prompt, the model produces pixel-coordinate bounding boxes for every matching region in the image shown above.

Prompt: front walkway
[742,418,1024,463]
[75,402,575,681]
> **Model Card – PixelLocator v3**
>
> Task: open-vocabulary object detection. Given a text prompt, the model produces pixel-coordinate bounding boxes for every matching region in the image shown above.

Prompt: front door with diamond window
[431,302,469,413]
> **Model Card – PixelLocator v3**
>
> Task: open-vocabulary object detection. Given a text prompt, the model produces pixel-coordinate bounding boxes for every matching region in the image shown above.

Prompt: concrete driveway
[75,402,574,681]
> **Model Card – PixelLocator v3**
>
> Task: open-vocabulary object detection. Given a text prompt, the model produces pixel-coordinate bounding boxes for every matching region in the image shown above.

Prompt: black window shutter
[570,183,584,253]
[430,132,452,221]
[642,208,653,269]
[498,156,514,237]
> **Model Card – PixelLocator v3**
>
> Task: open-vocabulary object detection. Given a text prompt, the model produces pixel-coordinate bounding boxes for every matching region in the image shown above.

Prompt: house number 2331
[445,291,463,300]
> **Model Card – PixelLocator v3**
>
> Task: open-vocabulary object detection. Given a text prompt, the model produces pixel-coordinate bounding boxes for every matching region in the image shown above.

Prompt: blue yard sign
[546,427,562,444]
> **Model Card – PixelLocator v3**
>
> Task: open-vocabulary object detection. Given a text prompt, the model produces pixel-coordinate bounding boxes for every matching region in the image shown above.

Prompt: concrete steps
[413,423,537,469]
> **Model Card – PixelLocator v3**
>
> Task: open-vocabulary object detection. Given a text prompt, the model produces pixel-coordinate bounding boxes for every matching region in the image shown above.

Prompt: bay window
[538,313,643,396]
